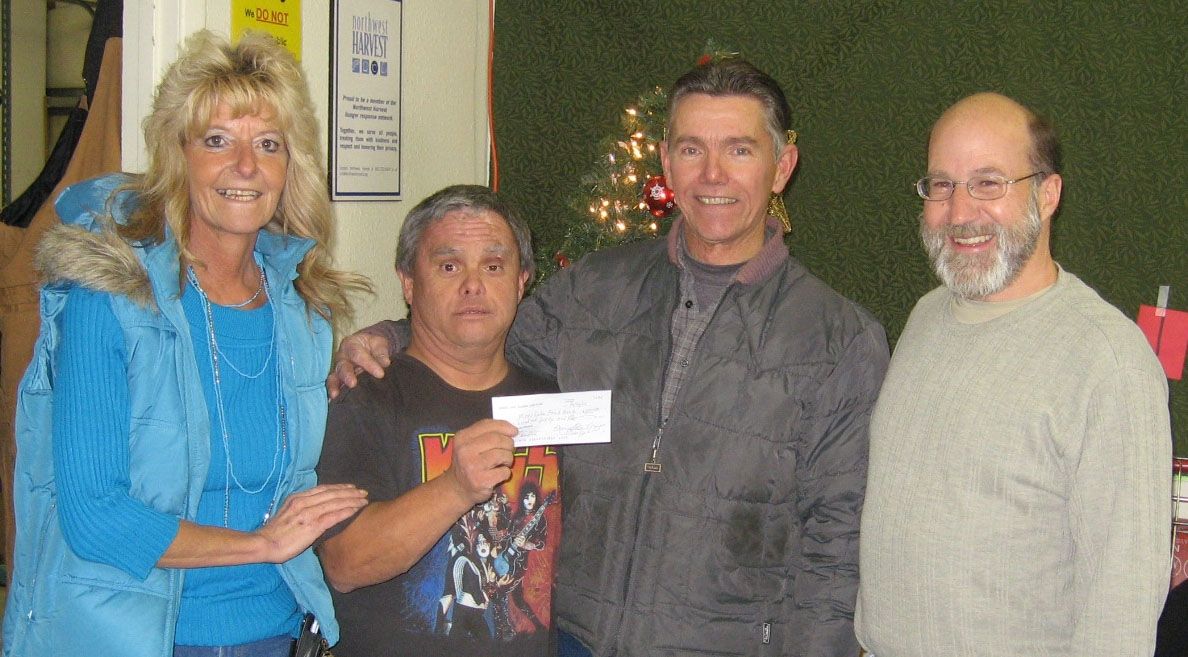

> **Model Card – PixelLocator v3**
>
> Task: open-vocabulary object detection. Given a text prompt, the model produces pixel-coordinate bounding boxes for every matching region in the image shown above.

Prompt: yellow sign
[232,0,302,60]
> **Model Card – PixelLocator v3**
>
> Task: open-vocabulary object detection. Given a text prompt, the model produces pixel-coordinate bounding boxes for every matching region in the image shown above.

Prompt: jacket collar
[55,173,314,302]
[665,215,789,286]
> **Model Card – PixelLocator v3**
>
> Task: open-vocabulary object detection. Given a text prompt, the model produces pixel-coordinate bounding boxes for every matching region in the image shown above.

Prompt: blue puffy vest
[3,175,339,657]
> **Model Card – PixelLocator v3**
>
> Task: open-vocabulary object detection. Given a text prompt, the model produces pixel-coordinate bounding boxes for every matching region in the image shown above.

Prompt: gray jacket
[512,223,887,657]
[376,223,888,656]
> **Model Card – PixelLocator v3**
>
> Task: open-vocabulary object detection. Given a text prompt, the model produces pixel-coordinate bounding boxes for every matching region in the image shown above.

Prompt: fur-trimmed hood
[35,219,156,309]
[37,174,153,306]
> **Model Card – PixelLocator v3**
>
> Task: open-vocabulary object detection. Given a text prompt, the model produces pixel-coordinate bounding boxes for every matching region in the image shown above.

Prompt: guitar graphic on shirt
[493,491,557,578]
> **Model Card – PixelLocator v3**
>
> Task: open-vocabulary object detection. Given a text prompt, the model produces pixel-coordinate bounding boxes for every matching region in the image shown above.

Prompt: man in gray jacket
[332,59,889,657]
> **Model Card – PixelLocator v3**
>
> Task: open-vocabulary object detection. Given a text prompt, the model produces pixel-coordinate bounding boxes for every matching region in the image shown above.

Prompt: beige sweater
[856,269,1172,657]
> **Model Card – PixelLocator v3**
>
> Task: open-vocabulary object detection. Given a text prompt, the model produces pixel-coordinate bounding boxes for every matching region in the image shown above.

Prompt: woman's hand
[158,484,367,569]
[256,483,368,563]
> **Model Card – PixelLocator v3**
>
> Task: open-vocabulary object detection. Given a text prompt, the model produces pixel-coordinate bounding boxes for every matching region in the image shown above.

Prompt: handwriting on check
[491,390,612,447]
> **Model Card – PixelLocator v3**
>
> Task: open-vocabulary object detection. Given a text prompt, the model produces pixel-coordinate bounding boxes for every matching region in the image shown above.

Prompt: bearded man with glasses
[855,92,1172,657]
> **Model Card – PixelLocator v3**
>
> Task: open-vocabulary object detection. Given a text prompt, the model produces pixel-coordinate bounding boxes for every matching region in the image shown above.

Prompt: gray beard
[919,189,1043,300]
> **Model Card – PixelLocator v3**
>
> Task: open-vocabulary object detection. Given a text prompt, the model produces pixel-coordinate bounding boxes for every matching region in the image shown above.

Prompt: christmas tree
[537,43,743,283]
[538,85,673,282]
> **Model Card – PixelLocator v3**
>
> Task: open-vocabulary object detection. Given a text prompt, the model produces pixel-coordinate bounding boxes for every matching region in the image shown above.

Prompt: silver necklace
[188,266,274,378]
[187,265,287,528]
[225,265,266,309]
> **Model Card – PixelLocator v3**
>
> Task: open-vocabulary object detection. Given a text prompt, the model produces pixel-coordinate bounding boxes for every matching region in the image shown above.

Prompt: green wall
[491,2,1187,450]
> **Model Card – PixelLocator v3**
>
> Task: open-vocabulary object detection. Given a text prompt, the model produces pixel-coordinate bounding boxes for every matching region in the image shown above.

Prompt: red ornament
[553,251,570,269]
[642,175,677,218]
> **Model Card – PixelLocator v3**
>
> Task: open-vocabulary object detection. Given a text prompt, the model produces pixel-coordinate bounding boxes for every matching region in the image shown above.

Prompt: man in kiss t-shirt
[318,186,560,657]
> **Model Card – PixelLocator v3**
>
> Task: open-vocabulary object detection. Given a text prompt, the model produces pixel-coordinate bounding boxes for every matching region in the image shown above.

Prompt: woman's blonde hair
[119,29,369,337]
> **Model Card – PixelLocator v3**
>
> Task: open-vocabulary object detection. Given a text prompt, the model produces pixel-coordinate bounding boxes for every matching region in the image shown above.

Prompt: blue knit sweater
[53,282,299,646]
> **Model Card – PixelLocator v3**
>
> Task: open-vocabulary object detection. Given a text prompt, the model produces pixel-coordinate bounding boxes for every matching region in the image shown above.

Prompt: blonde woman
[3,30,369,657]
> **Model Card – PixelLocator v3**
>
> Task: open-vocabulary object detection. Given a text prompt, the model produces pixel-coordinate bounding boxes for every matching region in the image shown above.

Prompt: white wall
[307,0,492,331]
[123,0,491,333]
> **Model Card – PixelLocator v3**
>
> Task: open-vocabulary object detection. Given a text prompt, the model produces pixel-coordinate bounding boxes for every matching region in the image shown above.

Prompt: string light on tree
[541,41,740,282]
[547,85,670,280]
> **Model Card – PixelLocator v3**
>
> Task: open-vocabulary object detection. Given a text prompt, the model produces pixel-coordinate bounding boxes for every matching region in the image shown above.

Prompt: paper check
[491,390,612,447]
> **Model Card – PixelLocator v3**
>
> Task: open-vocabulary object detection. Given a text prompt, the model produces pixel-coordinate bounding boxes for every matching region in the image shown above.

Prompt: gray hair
[666,58,792,159]
[396,184,534,280]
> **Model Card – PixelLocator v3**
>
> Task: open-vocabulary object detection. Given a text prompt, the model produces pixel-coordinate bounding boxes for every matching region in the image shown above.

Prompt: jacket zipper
[608,293,675,655]
[22,499,57,623]
[611,284,739,653]
[643,423,665,473]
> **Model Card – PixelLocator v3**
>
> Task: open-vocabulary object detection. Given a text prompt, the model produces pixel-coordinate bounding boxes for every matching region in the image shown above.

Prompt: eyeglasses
[916,171,1046,201]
